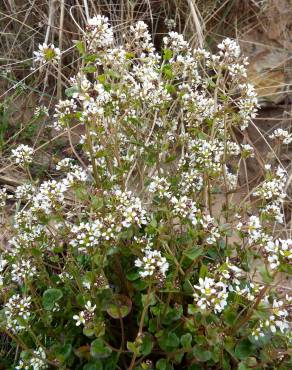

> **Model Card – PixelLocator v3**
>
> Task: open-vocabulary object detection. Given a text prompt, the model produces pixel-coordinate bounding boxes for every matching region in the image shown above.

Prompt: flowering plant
[0,15,291,370]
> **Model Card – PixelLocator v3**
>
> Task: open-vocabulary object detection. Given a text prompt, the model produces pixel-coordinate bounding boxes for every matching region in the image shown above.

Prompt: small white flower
[85,300,96,312]
[0,187,12,207]
[33,43,60,65]
[73,311,86,326]
[269,128,292,144]
[11,144,34,166]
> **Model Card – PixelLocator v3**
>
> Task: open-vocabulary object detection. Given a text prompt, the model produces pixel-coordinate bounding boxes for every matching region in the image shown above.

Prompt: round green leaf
[90,339,112,359]
[42,288,63,311]
[106,294,132,319]
[235,339,256,360]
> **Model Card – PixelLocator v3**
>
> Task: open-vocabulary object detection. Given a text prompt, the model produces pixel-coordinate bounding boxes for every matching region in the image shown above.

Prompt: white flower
[15,183,35,201]
[53,99,77,130]
[193,277,228,313]
[85,300,96,312]
[164,18,176,30]
[16,347,47,370]
[269,128,292,144]
[253,297,290,340]
[73,301,96,327]
[241,143,254,158]
[73,311,85,326]
[171,196,198,225]
[86,15,114,51]
[148,176,171,199]
[11,144,34,165]
[32,180,68,214]
[11,259,37,284]
[200,215,220,244]
[135,247,169,279]
[0,187,12,207]
[33,43,60,65]
[114,190,148,229]
[34,105,49,117]
[179,169,203,194]
[217,38,241,60]
[5,294,32,332]
[163,32,189,52]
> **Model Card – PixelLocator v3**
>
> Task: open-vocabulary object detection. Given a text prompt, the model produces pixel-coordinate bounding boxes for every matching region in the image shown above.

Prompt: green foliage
[42,288,63,310]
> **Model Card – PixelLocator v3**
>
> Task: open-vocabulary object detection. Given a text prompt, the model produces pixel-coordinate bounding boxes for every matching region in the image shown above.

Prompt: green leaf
[65,86,78,98]
[84,54,99,62]
[106,294,132,319]
[181,333,192,348]
[142,292,156,306]
[126,271,140,281]
[90,339,112,359]
[183,246,204,261]
[75,41,85,55]
[188,365,202,370]
[223,309,237,326]
[163,49,173,61]
[83,361,103,370]
[127,341,141,356]
[158,331,180,351]
[156,359,173,370]
[162,65,174,80]
[165,84,176,94]
[141,333,153,356]
[54,343,72,362]
[83,327,95,337]
[165,332,180,348]
[235,339,256,360]
[258,265,273,284]
[199,264,208,279]
[91,196,104,210]
[192,347,212,362]
[238,363,248,370]
[42,288,63,310]
[82,65,97,73]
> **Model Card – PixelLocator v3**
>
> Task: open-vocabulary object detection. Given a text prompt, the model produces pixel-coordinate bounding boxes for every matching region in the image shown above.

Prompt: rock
[240,0,292,104]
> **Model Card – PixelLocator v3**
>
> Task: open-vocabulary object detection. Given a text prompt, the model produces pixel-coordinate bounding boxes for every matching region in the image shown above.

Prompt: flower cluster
[241,143,254,158]
[11,144,34,166]
[85,15,113,51]
[70,220,104,252]
[253,166,287,223]
[264,238,292,270]
[193,277,228,313]
[179,169,203,195]
[217,38,241,60]
[148,176,171,199]
[32,180,67,214]
[0,186,11,207]
[135,247,169,279]
[15,183,35,201]
[10,259,37,284]
[269,128,292,144]
[113,190,148,229]
[16,347,47,370]
[170,195,198,225]
[5,294,32,332]
[252,298,290,340]
[200,215,220,244]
